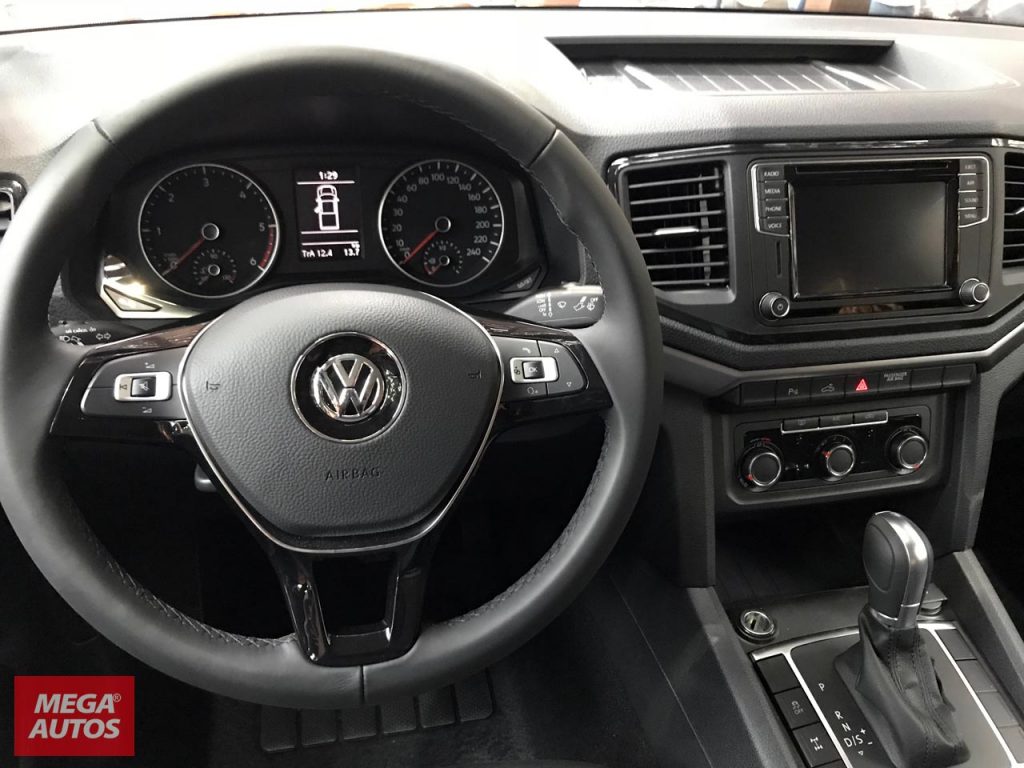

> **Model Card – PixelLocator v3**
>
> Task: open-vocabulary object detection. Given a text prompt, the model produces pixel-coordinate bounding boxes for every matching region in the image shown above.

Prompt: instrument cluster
[97,150,543,318]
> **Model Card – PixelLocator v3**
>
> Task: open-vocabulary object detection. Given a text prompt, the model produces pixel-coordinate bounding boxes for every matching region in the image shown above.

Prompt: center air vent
[618,160,729,291]
[1005,152,1024,269]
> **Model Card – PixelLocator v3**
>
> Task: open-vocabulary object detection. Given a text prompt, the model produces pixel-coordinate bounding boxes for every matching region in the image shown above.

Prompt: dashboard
[0,6,1022,541]
[84,150,547,320]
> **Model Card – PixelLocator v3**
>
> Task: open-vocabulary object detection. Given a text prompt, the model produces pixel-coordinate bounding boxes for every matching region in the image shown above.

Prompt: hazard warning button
[845,373,879,397]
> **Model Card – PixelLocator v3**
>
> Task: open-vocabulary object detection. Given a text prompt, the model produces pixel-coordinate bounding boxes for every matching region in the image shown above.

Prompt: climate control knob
[888,428,929,473]
[740,444,784,489]
[819,437,856,479]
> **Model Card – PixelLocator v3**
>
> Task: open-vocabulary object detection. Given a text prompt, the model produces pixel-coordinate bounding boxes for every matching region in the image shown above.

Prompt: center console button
[740,381,776,407]
[776,379,810,404]
[810,376,844,402]
[959,190,982,209]
[959,208,984,226]
[942,364,976,388]
[853,410,888,425]
[960,158,985,174]
[757,165,785,182]
[959,172,985,192]
[819,413,853,429]
[879,370,911,393]
[762,217,790,235]
[792,723,841,767]
[845,373,879,397]
[783,416,818,432]
[757,655,799,693]
[774,689,819,730]
[911,367,943,392]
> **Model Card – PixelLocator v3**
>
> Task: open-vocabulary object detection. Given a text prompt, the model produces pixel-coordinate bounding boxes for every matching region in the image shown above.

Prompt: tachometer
[379,159,504,287]
[138,164,279,298]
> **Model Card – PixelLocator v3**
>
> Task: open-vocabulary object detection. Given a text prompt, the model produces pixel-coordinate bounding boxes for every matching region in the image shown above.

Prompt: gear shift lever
[864,510,933,630]
[836,511,968,768]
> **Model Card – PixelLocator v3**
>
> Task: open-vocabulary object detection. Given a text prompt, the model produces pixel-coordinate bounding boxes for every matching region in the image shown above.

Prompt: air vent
[579,60,926,94]
[0,178,25,245]
[1005,152,1024,269]
[620,160,729,290]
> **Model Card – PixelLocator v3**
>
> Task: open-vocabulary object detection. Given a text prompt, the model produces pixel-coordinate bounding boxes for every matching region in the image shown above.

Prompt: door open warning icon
[855,378,870,392]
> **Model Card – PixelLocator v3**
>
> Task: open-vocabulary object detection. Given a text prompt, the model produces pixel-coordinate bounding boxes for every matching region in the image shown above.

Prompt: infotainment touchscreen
[792,181,948,299]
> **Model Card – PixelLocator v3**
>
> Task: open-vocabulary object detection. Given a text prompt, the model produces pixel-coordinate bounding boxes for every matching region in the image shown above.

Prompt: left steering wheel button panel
[114,372,172,402]
[81,349,186,419]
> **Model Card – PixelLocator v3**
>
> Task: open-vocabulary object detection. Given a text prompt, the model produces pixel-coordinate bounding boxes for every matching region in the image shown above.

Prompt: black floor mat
[201,599,657,768]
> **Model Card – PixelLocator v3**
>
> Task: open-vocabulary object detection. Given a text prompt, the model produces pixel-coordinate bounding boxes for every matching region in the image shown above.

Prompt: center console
[741,513,1024,768]
[608,139,1024,514]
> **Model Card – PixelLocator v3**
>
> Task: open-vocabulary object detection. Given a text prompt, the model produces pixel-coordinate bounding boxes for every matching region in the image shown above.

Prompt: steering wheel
[0,49,662,708]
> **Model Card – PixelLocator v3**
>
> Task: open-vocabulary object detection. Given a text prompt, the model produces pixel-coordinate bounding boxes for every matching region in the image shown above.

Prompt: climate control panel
[735,406,930,492]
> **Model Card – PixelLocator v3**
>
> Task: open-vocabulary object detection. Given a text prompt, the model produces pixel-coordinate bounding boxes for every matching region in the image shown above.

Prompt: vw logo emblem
[311,354,386,422]
[292,333,405,442]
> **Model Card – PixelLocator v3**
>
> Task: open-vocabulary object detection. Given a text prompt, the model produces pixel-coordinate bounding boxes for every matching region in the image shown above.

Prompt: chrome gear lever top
[863,510,934,631]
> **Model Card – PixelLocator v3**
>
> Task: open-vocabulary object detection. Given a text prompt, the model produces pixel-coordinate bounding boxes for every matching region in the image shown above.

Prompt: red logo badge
[13,675,135,757]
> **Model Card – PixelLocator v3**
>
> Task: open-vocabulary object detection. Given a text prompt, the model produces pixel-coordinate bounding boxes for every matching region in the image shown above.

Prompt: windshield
[2,0,1023,32]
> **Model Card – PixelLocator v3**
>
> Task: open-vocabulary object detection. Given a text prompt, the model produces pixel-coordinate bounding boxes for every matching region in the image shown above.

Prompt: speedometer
[378,159,504,287]
[139,164,279,299]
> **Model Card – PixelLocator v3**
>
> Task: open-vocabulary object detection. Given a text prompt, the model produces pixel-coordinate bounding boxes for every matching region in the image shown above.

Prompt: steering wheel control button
[509,356,558,384]
[112,372,172,401]
[292,334,404,442]
[88,349,185,388]
[538,341,585,395]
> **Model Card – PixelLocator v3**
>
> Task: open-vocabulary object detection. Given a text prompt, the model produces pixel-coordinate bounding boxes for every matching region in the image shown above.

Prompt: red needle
[162,237,205,276]
[402,229,438,264]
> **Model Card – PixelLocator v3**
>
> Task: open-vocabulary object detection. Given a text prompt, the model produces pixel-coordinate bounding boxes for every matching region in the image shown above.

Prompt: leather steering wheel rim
[0,48,662,708]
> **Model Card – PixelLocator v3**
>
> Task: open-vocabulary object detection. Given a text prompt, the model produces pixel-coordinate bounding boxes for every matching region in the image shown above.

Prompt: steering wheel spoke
[50,322,206,443]
[265,536,433,666]
[474,314,612,434]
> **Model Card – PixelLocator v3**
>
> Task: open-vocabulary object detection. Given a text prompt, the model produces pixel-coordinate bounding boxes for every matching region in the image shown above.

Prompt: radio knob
[759,292,791,320]
[819,437,856,479]
[740,444,783,489]
[959,278,990,307]
[888,428,929,473]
